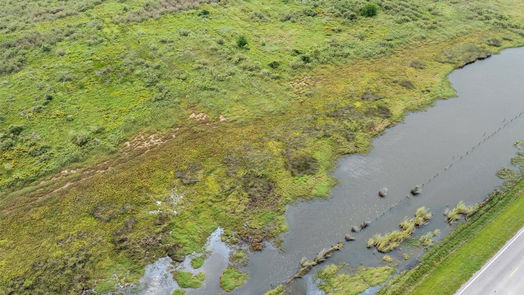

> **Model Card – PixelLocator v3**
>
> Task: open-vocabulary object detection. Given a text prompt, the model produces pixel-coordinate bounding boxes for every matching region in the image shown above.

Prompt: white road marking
[456,227,524,295]
[509,266,519,277]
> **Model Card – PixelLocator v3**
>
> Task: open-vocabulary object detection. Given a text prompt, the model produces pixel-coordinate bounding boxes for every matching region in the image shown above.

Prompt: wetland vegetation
[379,145,524,295]
[0,0,523,294]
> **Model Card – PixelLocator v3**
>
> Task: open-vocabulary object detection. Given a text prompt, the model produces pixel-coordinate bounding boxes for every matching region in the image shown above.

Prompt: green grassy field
[1,0,524,293]
[379,178,524,295]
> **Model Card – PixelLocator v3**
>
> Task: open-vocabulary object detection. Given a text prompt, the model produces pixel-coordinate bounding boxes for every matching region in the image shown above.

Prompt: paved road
[455,227,524,295]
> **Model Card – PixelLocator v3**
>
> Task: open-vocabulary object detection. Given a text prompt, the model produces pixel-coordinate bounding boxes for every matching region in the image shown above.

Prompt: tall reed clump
[444,201,478,224]
[368,207,432,252]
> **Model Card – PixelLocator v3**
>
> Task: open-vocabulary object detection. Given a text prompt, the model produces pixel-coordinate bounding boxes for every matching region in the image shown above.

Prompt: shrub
[360,3,379,17]
[236,35,248,48]
[0,138,15,151]
[72,133,89,146]
[303,8,317,17]
[301,55,312,64]
[268,61,280,69]
[178,29,191,37]
[7,125,24,136]
[251,11,269,22]
[197,10,209,17]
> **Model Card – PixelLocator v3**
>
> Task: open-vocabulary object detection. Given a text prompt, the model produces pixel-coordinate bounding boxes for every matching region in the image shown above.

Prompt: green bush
[236,35,248,48]
[268,61,280,69]
[360,3,379,17]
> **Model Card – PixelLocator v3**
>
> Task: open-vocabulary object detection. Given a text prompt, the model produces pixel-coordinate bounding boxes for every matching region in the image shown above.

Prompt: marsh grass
[173,271,205,289]
[220,267,248,292]
[379,169,524,295]
[317,264,394,295]
[264,285,285,295]
[419,229,441,248]
[368,207,432,252]
[0,0,523,292]
[444,201,478,224]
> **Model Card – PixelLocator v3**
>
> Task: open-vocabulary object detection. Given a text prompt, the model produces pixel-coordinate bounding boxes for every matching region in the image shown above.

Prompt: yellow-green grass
[173,271,205,289]
[379,180,524,295]
[317,264,394,295]
[264,285,285,295]
[220,267,248,292]
[1,0,524,293]
[368,207,432,252]
[191,256,205,269]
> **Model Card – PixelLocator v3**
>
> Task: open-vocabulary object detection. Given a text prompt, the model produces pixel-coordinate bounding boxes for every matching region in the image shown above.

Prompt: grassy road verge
[379,179,524,295]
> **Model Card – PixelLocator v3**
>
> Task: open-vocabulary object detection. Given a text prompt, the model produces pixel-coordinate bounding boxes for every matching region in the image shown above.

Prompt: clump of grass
[317,264,394,295]
[230,250,248,266]
[368,207,432,252]
[191,256,205,269]
[172,271,205,288]
[360,3,379,17]
[236,35,248,49]
[497,168,519,180]
[444,201,478,224]
[382,255,393,263]
[419,229,441,248]
[220,267,248,292]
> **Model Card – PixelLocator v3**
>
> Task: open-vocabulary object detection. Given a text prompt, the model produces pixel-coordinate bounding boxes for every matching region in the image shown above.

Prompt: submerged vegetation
[0,0,523,293]
[368,207,432,252]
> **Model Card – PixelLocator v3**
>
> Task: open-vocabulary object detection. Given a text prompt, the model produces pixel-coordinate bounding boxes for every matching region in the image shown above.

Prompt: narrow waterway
[131,47,524,295]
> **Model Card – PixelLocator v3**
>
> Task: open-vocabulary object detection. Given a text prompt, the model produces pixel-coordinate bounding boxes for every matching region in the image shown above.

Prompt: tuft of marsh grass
[172,271,205,289]
[317,264,394,295]
[368,207,432,252]
[444,201,478,224]
[220,267,248,292]
[419,229,441,248]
